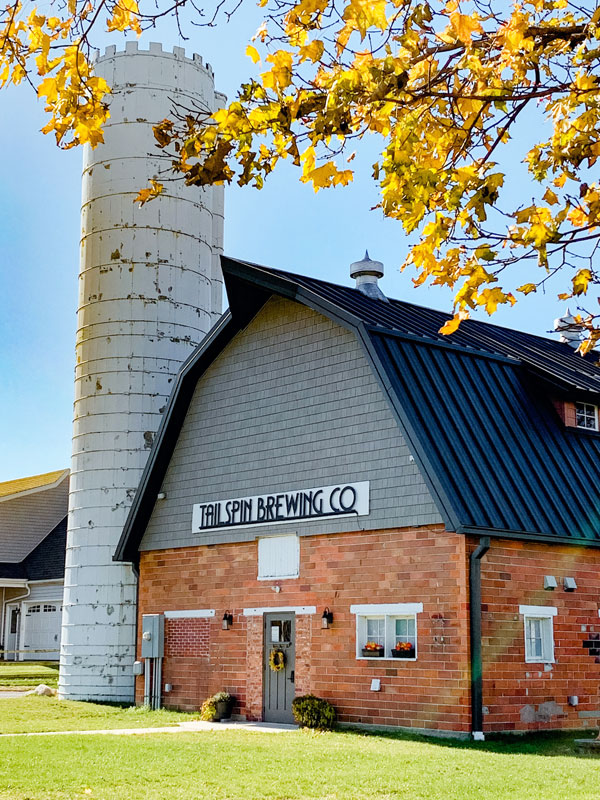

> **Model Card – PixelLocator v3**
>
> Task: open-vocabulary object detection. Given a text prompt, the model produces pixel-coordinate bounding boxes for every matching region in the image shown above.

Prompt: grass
[0,661,59,689]
[0,696,195,733]
[0,698,599,799]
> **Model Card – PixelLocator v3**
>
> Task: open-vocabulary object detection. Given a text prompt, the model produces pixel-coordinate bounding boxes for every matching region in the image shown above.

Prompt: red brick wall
[476,537,600,733]
[165,618,210,658]
[137,524,472,733]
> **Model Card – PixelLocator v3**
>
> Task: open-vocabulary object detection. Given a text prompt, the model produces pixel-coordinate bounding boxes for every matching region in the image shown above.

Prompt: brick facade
[137,527,600,735]
[477,537,600,733]
[137,523,472,733]
[164,618,210,658]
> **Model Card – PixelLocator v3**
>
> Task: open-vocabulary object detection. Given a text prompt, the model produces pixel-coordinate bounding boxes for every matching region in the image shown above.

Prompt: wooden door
[263,613,295,723]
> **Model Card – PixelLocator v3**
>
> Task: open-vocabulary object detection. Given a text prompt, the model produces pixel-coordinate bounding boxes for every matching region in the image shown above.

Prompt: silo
[59,42,224,702]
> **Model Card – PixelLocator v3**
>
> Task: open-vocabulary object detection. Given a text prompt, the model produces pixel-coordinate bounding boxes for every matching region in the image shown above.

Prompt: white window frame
[351,603,423,661]
[257,534,300,580]
[519,605,556,664]
[575,401,598,431]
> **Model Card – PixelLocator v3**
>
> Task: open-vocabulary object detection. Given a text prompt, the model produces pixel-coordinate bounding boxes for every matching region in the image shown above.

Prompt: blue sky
[0,9,571,482]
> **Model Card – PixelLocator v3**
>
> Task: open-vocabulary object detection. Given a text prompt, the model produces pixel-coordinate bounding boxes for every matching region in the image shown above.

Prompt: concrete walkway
[0,720,298,738]
[0,690,28,699]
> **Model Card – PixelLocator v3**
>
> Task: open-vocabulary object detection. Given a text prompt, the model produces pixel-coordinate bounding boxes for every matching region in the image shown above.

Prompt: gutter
[469,536,490,741]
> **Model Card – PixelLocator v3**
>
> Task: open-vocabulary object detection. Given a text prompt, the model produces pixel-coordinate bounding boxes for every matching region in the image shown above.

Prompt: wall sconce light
[222,612,233,630]
[564,577,577,592]
[157,492,166,500]
[543,575,557,591]
[321,608,334,629]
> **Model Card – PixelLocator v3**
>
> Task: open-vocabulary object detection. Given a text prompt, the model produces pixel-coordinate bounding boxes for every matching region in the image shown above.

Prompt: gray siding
[140,297,442,551]
[0,477,69,562]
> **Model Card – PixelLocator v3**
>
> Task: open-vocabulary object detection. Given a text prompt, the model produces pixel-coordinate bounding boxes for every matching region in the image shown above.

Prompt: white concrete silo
[59,42,224,702]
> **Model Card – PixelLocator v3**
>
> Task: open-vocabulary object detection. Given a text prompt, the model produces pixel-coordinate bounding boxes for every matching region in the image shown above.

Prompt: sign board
[192,481,370,534]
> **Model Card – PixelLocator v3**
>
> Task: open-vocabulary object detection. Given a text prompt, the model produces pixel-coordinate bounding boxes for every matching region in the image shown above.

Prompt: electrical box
[133,661,144,676]
[141,614,164,659]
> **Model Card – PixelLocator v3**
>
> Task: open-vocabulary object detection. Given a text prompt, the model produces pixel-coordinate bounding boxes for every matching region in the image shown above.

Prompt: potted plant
[361,641,385,657]
[200,691,234,721]
[391,641,415,659]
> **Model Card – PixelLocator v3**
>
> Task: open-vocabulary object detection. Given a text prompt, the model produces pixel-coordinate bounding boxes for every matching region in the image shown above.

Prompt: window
[10,609,18,634]
[351,603,423,660]
[258,534,299,580]
[43,604,57,613]
[27,605,40,614]
[575,402,598,431]
[519,605,556,663]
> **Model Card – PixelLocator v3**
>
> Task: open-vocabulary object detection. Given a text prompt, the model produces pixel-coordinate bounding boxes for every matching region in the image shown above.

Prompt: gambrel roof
[115,257,600,563]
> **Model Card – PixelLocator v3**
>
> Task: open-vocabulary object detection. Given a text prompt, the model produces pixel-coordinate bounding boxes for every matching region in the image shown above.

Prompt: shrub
[291,695,336,730]
[200,691,233,721]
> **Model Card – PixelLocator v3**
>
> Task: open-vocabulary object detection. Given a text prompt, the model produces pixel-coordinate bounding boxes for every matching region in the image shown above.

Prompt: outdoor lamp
[222,612,233,630]
[321,608,334,629]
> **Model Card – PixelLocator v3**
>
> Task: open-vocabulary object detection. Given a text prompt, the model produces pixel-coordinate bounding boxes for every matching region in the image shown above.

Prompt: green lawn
[0,661,59,689]
[0,696,194,733]
[0,698,599,800]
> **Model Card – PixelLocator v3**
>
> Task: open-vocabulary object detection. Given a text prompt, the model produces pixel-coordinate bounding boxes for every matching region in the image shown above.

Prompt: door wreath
[269,648,286,672]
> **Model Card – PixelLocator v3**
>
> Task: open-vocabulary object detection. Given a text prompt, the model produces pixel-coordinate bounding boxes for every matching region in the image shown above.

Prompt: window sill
[524,659,555,665]
[357,657,417,662]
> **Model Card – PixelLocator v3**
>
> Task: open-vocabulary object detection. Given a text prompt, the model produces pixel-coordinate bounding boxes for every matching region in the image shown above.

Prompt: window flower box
[391,643,415,659]
[361,642,384,657]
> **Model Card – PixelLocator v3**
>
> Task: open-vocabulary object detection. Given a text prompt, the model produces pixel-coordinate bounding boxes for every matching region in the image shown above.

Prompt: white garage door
[22,603,61,660]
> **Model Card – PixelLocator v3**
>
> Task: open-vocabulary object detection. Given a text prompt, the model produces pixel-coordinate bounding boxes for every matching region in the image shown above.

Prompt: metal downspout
[469,536,490,741]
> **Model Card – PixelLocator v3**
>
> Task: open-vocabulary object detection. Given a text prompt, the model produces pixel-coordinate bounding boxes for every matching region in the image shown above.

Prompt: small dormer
[552,399,599,432]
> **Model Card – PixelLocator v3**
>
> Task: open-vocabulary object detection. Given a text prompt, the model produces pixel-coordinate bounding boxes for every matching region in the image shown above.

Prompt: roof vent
[350,251,388,303]
[554,307,583,348]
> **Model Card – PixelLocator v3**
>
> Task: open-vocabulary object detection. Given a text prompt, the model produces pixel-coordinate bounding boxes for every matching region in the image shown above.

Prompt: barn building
[0,470,68,661]
[114,256,600,739]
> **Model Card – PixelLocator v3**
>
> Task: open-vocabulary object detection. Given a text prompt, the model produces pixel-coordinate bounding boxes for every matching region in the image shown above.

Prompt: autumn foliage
[3,0,600,346]
[153,0,600,348]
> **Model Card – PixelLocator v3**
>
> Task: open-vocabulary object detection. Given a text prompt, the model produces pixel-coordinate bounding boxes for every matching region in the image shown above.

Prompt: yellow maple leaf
[439,315,462,335]
[449,11,483,44]
[517,283,537,295]
[572,268,593,295]
[134,179,164,206]
[246,45,261,64]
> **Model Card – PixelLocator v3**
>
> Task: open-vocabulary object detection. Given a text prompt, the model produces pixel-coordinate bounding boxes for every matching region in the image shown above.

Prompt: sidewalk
[0,720,298,738]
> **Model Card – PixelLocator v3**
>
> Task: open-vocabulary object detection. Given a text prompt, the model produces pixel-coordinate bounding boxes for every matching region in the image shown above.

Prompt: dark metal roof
[370,334,600,543]
[259,263,600,395]
[115,256,600,562]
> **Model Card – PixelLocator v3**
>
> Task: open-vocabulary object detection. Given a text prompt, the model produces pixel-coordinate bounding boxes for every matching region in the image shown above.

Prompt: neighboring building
[114,256,600,738]
[0,470,68,661]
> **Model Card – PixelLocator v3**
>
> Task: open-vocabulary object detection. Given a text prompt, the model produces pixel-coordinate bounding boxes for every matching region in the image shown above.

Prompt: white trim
[351,603,424,615]
[243,606,317,616]
[523,613,555,664]
[27,579,64,586]
[163,609,215,619]
[575,401,599,432]
[354,607,421,661]
[519,605,557,617]
[0,579,28,588]
[0,469,69,504]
